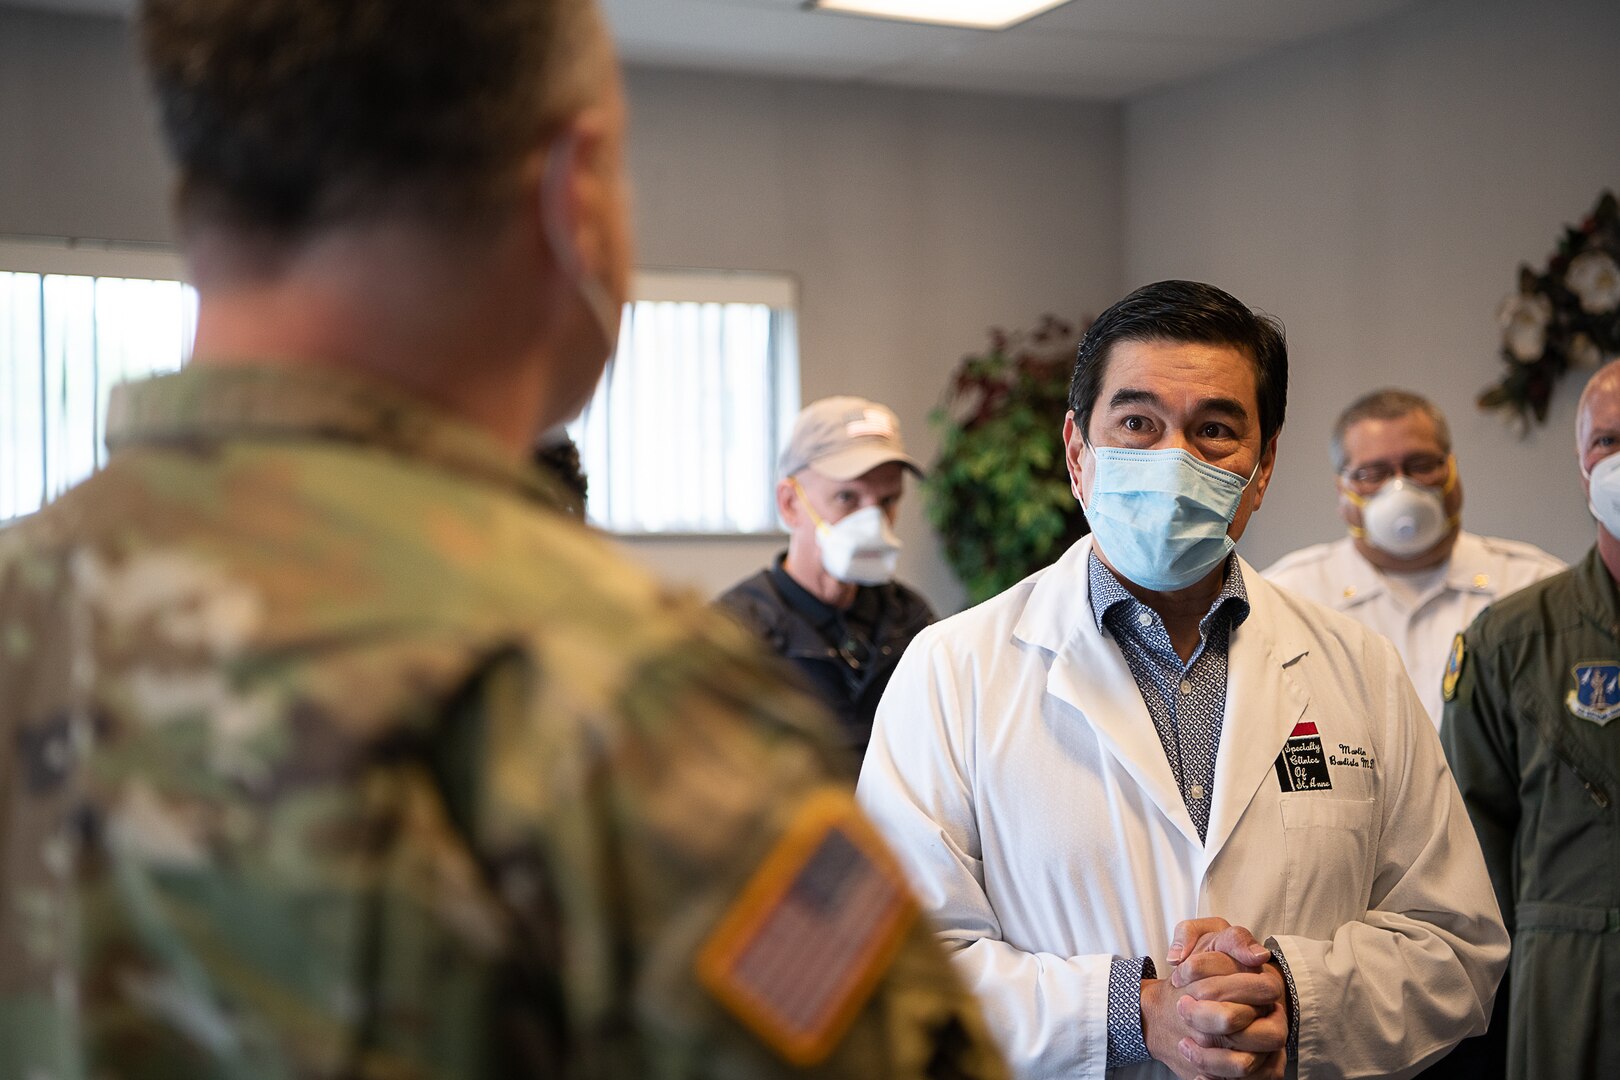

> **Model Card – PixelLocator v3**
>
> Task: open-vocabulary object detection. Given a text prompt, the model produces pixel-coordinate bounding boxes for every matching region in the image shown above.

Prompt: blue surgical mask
[1080,444,1258,592]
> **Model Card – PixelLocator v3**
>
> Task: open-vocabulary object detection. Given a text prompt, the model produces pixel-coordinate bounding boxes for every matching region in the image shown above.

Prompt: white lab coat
[1263,532,1563,728]
[857,537,1507,1080]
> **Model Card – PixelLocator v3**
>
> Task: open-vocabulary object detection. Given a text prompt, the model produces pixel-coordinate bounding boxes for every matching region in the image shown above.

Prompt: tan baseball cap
[778,396,923,481]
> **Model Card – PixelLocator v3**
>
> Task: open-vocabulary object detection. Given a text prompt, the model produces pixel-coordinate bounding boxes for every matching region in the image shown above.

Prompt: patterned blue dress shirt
[1089,551,1254,1069]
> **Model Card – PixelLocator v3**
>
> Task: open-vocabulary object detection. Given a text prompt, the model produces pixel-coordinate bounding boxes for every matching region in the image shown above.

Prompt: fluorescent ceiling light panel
[809,0,1071,31]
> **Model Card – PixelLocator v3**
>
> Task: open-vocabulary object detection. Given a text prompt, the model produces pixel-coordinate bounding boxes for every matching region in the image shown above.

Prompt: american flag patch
[695,789,916,1065]
[845,409,897,440]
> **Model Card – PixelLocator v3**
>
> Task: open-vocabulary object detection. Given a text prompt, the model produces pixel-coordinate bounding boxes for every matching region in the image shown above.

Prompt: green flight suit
[1441,545,1620,1080]
[0,364,1008,1080]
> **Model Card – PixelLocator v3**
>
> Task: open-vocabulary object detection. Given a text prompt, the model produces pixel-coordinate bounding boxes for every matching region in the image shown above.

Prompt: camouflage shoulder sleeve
[473,606,1008,1080]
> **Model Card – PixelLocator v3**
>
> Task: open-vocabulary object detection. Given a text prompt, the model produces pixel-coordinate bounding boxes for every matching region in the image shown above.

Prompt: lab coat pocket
[1279,797,1377,932]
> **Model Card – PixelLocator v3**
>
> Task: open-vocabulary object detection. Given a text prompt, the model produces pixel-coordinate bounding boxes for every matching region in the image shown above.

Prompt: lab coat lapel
[1020,538,1203,848]
[1204,562,1310,863]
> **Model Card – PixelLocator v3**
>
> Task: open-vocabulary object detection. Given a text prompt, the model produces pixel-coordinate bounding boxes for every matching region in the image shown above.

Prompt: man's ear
[776,478,801,528]
[1248,432,1281,512]
[1062,410,1087,503]
[1335,474,1361,528]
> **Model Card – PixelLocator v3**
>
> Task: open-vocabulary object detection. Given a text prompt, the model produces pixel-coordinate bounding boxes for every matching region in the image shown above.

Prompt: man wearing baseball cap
[718,396,935,758]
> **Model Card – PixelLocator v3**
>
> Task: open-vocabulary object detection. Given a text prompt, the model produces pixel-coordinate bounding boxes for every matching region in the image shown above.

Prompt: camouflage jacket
[0,364,1006,1080]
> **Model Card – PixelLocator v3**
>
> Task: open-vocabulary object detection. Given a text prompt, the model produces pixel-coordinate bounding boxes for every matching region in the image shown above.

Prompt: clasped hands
[1139,916,1288,1080]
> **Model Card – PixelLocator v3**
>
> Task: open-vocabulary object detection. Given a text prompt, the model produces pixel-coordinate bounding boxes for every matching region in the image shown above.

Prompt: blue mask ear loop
[1239,449,1263,491]
[1076,438,1094,516]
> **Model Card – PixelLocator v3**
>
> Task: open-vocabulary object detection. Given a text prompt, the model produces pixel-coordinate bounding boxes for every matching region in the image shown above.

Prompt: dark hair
[138,0,604,238]
[1068,279,1289,448]
[1330,388,1451,473]
[534,436,589,517]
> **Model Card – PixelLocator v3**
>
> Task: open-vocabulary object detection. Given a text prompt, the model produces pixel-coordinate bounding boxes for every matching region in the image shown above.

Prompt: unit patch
[1567,661,1620,726]
[695,788,916,1065]
[1442,633,1466,703]
[1274,721,1334,792]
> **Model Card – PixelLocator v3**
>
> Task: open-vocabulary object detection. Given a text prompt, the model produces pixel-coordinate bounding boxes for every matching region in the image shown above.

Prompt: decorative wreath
[1480,190,1619,428]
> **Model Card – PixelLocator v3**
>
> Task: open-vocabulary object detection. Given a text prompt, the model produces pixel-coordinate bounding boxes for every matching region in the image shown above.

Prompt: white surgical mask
[1346,476,1454,558]
[793,478,902,586]
[1585,452,1620,538]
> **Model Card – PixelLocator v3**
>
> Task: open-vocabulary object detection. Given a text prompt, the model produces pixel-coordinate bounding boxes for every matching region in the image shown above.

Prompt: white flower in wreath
[1570,332,1607,369]
[1497,292,1554,363]
[1567,250,1620,314]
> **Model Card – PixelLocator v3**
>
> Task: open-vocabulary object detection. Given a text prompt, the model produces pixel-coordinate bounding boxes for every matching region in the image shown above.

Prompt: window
[0,244,797,536]
[568,269,800,534]
[1,239,195,522]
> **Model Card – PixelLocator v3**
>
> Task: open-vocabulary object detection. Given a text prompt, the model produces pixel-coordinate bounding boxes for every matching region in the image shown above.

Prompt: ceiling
[6,0,1429,101]
[604,0,1429,99]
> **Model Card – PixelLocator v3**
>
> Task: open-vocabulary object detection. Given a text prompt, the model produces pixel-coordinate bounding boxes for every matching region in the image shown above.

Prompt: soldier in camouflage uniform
[0,2,1009,1078]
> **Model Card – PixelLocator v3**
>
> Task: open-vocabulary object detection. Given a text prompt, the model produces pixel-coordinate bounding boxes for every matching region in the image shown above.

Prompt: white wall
[27,0,1603,599]
[0,6,173,242]
[0,8,1124,613]
[1125,0,1620,570]
[619,68,1122,608]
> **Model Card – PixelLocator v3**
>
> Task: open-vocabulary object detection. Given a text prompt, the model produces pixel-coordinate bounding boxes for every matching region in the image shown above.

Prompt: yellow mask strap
[790,476,831,532]
[1340,457,1461,542]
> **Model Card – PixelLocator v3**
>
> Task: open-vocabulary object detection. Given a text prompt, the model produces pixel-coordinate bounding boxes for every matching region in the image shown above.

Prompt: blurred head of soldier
[141,0,631,445]
[1331,389,1462,571]
[775,396,923,609]
[1579,360,1620,561]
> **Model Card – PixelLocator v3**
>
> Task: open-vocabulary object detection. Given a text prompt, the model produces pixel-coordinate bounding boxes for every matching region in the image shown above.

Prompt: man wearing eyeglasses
[1265,389,1563,728]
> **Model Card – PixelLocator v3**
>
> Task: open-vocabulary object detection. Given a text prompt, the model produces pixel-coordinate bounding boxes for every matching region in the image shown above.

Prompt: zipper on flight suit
[1529,694,1615,810]
[1548,742,1612,809]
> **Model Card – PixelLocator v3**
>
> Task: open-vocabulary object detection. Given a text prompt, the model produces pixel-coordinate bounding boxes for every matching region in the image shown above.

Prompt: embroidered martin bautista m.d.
[1274,720,1334,792]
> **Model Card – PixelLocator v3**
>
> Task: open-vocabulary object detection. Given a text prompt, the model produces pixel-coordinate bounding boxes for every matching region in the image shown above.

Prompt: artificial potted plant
[926,315,1089,607]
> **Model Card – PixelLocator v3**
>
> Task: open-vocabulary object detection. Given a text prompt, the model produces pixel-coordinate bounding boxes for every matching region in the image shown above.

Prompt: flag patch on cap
[845,408,897,440]
[696,788,916,1065]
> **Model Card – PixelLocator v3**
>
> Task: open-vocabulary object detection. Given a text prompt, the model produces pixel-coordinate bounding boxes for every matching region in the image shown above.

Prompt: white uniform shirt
[1263,531,1563,728]
[856,537,1507,1080]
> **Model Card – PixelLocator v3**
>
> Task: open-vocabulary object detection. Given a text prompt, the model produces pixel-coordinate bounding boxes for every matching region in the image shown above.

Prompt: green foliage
[925,316,1089,607]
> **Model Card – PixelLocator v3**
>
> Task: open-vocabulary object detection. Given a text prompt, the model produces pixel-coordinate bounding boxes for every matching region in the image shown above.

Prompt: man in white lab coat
[1264,389,1563,728]
[857,280,1508,1080]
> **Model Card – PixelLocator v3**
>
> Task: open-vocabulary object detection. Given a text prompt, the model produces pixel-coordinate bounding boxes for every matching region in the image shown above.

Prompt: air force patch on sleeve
[1442,633,1466,703]
[1568,662,1620,725]
[695,788,917,1065]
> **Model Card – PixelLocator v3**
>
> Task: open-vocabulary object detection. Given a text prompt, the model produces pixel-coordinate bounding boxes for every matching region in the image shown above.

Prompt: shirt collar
[1575,543,1620,633]
[1087,550,1251,635]
[767,554,887,641]
[1338,531,1500,608]
[770,552,843,630]
[105,363,571,511]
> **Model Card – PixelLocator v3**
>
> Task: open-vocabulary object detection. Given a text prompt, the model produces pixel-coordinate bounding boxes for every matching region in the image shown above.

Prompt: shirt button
[1190,784,1206,800]
[1137,612,1153,627]
[1179,678,1192,696]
